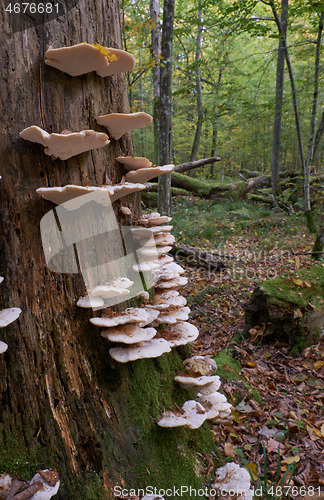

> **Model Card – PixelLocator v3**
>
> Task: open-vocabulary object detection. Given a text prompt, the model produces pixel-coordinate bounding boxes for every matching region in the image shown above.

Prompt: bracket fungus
[0,469,60,500]
[45,43,135,77]
[156,321,199,347]
[36,182,145,205]
[125,164,175,184]
[213,463,253,500]
[152,306,191,325]
[157,401,207,430]
[197,391,232,420]
[138,212,172,226]
[0,278,21,354]
[147,291,186,311]
[116,156,152,171]
[90,307,159,328]
[174,374,221,392]
[109,337,171,363]
[20,126,109,160]
[101,325,156,344]
[154,233,175,247]
[183,355,217,377]
[155,276,188,290]
[96,112,152,140]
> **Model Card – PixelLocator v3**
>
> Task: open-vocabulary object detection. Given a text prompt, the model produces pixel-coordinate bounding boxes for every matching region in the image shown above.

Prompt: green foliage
[240,442,297,500]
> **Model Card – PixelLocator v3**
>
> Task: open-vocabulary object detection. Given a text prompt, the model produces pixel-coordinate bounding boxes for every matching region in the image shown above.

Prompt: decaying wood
[171,243,226,271]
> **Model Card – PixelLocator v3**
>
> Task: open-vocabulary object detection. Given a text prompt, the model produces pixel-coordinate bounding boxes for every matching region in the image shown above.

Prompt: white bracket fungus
[156,321,199,347]
[197,391,232,420]
[138,212,172,226]
[0,469,60,500]
[36,182,145,205]
[96,112,152,140]
[174,374,221,392]
[20,126,109,160]
[0,308,21,327]
[116,156,152,171]
[45,43,135,77]
[154,233,175,247]
[152,306,191,325]
[157,400,207,430]
[125,164,175,184]
[147,291,186,311]
[109,337,171,363]
[155,276,188,290]
[101,325,156,344]
[90,307,159,328]
[213,463,253,500]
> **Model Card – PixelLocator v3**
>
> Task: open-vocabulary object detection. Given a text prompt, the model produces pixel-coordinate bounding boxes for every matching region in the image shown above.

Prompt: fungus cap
[155,276,188,290]
[90,284,132,298]
[138,213,172,226]
[116,156,152,171]
[90,307,159,328]
[36,183,145,205]
[148,292,186,311]
[156,254,174,267]
[0,307,21,328]
[174,374,221,391]
[125,164,174,184]
[20,126,109,160]
[154,233,175,246]
[213,463,251,494]
[0,341,8,354]
[101,325,156,344]
[77,296,105,309]
[45,43,135,77]
[183,356,217,376]
[157,321,199,347]
[152,306,190,325]
[29,469,60,500]
[109,337,171,363]
[96,112,152,140]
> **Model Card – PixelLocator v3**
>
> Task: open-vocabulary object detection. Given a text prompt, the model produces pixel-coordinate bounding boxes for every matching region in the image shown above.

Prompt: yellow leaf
[91,44,119,61]
[321,424,324,437]
[282,456,300,465]
[314,360,324,371]
[243,463,258,481]
[304,281,312,288]
[306,425,322,441]
[294,308,303,319]
[293,279,303,286]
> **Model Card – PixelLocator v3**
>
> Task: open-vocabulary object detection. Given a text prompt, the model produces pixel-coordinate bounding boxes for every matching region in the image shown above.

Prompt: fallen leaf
[282,455,300,465]
[235,401,254,413]
[314,361,324,371]
[224,442,236,458]
[293,279,303,287]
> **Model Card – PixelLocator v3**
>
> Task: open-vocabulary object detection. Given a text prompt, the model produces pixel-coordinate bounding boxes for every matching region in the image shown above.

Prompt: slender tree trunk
[210,69,223,176]
[158,0,175,215]
[0,3,214,497]
[190,0,203,164]
[150,0,161,165]
[271,0,288,196]
[306,9,324,236]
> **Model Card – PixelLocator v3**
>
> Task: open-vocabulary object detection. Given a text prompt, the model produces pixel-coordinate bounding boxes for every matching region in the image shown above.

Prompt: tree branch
[175,156,221,174]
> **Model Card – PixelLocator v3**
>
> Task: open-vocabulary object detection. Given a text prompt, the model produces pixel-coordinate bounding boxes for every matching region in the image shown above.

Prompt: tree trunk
[271,0,288,197]
[210,69,223,176]
[190,0,203,164]
[150,0,161,165]
[0,3,215,498]
[158,0,175,215]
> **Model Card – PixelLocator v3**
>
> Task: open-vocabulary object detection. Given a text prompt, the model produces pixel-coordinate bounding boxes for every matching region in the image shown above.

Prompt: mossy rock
[244,265,324,350]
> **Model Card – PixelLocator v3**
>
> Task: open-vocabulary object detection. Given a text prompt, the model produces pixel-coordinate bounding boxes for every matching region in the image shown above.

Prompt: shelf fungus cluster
[0,278,22,355]
[157,355,232,430]
[0,469,60,500]
[85,211,203,363]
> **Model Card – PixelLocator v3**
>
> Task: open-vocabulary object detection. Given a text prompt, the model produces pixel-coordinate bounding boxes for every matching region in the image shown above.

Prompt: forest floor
[169,196,324,494]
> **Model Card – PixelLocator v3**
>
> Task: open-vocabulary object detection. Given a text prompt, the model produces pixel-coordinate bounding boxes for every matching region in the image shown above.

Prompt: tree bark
[190,0,203,164]
[158,0,175,215]
[271,0,288,197]
[0,3,215,498]
[210,69,224,176]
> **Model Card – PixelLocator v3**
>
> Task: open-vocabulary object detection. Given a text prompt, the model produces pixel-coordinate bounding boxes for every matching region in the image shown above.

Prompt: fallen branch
[174,156,221,174]
[171,243,226,271]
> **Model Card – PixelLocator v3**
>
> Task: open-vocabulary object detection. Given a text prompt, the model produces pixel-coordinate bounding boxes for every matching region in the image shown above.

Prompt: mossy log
[170,172,268,200]
[0,4,219,499]
[244,265,324,352]
[171,243,226,271]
